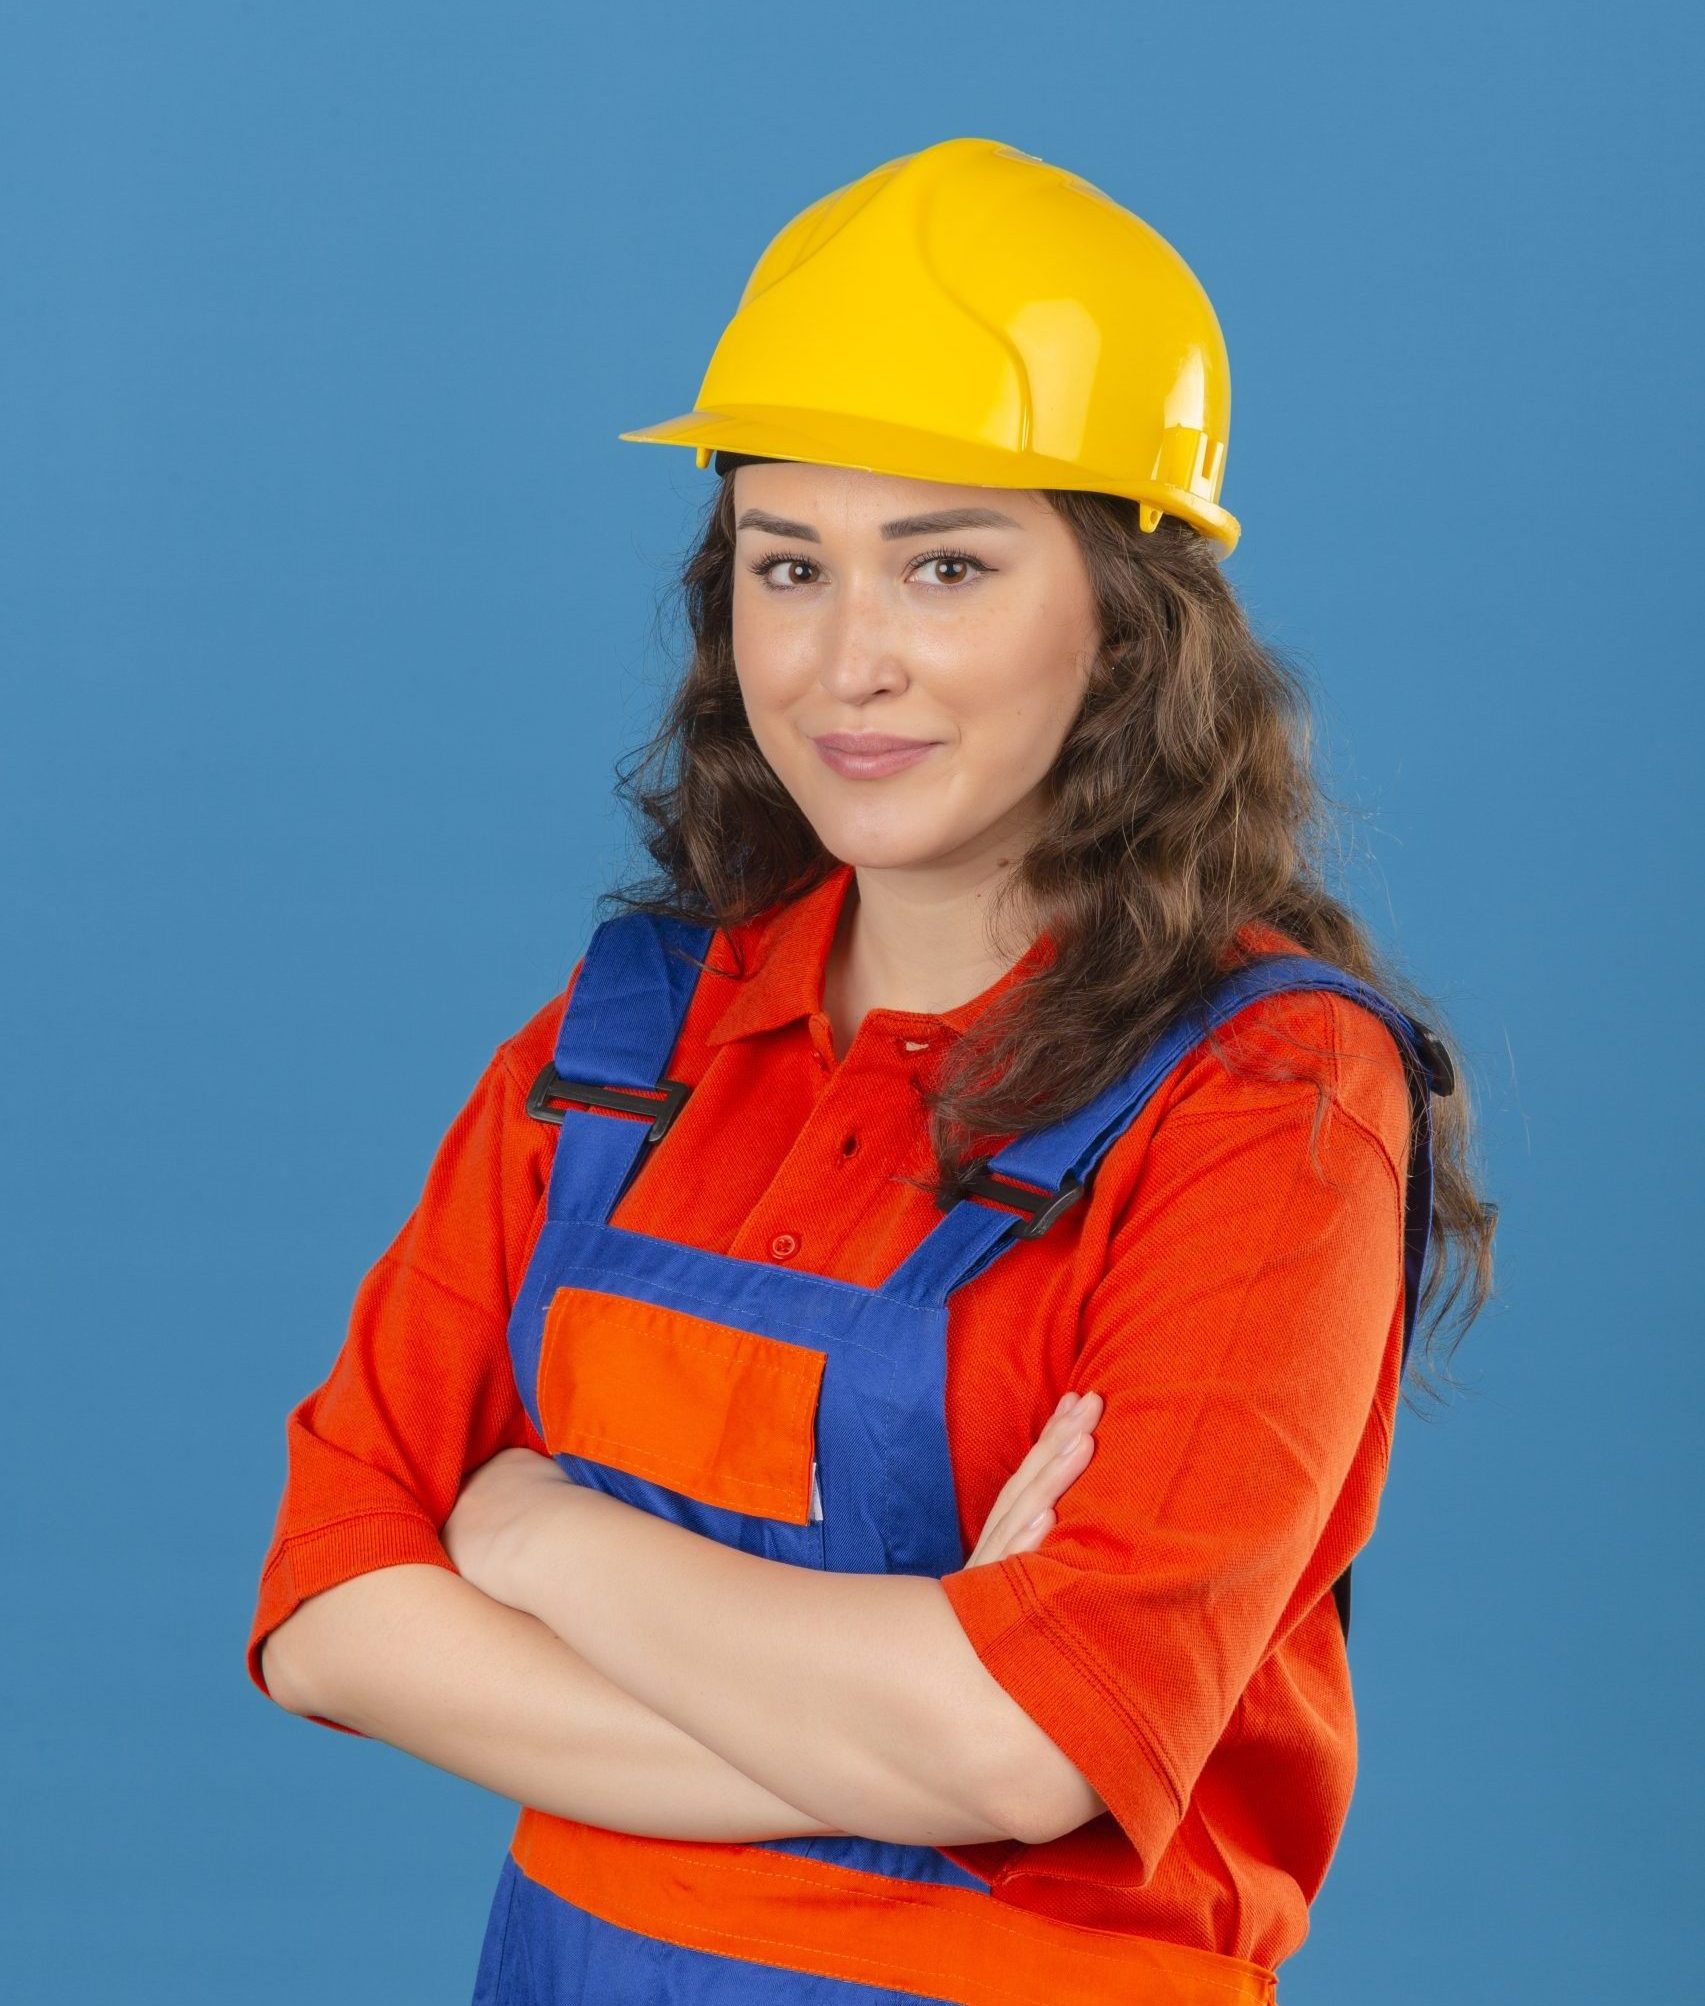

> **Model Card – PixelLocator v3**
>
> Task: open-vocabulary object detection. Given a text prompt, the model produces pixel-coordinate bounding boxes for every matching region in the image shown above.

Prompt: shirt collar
[703,860,1303,1052]
[704,860,1057,1049]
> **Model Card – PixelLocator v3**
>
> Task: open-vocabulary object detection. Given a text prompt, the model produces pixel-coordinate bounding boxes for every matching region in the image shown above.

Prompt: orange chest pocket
[536,1285,827,1527]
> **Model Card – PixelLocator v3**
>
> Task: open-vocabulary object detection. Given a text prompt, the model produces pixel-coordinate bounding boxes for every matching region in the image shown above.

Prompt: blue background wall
[4,5,1698,1999]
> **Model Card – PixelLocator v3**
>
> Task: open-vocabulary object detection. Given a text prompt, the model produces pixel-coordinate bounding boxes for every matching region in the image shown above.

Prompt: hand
[963,1390,1102,1568]
[443,1445,579,1607]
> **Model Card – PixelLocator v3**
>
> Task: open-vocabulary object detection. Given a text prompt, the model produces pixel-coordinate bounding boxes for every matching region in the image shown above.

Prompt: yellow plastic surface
[619,136,1240,552]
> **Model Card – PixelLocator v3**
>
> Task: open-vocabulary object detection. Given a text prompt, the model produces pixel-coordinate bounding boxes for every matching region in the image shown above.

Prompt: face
[729,462,1100,875]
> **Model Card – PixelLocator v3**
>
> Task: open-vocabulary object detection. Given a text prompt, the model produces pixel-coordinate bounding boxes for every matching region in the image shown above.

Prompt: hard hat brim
[617,404,1240,555]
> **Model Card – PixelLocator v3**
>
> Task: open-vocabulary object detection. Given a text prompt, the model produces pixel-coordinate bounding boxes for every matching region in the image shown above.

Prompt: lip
[810,734,941,779]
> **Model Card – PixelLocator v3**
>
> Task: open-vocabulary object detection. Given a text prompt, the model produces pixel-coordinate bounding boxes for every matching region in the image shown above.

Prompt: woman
[248,138,1494,2003]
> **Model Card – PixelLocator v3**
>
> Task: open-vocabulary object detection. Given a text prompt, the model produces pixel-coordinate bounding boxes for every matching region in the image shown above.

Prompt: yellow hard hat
[618,135,1240,553]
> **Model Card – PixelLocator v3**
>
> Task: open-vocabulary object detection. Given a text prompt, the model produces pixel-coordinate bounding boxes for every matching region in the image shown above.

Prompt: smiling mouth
[811,738,941,778]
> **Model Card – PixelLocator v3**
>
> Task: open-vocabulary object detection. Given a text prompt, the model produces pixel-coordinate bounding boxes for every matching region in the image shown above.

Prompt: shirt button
[769,1232,800,1261]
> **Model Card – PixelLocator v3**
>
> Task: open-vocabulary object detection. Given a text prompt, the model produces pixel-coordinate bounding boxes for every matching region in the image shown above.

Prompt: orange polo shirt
[247,859,1412,1971]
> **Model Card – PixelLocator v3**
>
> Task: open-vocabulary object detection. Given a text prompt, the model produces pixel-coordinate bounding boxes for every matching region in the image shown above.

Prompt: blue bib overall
[470,911,1447,2005]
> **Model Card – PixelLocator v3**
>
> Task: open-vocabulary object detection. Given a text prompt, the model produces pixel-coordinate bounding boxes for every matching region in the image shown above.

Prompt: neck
[821,856,1039,1052]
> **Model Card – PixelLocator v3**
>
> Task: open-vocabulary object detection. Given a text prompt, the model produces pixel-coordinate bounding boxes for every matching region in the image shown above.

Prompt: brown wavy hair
[601,478,1497,1405]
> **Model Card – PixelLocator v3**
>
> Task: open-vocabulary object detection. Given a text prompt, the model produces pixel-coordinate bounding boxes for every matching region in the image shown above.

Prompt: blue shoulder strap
[885,956,1447,1374]
[527,911,716,1225]
[885,955,1448,1654]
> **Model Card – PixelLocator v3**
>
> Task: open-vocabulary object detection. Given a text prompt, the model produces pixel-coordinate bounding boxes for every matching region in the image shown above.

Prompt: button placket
[734,1013,944,1269]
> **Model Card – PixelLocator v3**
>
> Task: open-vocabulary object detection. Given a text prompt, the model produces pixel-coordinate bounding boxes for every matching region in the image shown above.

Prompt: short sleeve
[245,979,574,1733]
[938,989,1411,1864]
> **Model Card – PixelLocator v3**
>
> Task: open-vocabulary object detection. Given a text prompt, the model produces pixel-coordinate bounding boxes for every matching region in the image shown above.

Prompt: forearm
[502,1489,1027,1847]
[258,1562,847,1843]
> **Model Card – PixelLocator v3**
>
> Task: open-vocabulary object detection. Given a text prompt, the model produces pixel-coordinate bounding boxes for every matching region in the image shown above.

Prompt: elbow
[257,1616,321,1717]
[951,1656,1109,1846]
[989,1741,1109,1848]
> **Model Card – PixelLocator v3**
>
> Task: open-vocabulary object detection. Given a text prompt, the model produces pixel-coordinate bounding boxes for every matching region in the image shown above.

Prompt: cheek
[730,650,792,747]
[961,610,1091,750]
[732,596,811,710]
[971,706,1072,793]
[729,585,760,665]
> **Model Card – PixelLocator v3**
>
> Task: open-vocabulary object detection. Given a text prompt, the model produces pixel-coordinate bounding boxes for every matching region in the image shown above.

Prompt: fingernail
[1059,1391,1080,1412]
[1027,1510,1052,1532]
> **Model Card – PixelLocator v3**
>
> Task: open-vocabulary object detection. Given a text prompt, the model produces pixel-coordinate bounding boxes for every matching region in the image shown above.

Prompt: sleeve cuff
[247,1511,457,1738]
[939,1556,1184,1866]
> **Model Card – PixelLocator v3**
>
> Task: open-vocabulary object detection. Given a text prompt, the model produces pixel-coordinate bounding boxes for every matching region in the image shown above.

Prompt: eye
[747,551,822,590]
[908,547,991,588]
[745,547,995,592]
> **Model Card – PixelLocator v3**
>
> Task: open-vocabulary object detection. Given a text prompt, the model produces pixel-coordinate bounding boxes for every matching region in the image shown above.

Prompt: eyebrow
[734,506,1025,543]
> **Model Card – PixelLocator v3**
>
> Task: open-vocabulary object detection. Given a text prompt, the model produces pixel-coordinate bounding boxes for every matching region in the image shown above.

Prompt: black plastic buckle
[1409,1023,1456,1098]
[525,1062,691,1144]
[960,1165,1087,1240]
[1332,1563,1353,1641]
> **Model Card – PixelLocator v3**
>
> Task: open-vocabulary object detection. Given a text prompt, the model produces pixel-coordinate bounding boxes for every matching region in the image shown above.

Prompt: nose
[815,571,908,701]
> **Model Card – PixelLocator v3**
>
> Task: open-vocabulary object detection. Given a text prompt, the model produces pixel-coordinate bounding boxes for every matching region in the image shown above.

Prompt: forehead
[733,459,1043,530]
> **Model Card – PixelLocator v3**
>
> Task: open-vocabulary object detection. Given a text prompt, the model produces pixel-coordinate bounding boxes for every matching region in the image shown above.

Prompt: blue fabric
[473,1853,924,2004]
[481,910,1443,2000]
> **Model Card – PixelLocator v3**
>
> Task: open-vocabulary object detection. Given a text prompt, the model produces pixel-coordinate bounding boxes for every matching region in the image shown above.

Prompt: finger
[977,1421,1099,1561]
[1016,1425,1096,1517]
[1010,1396,1099,1508]
[1018,1390,1101,1476]
[980,1394,1085,1518]
[982,1396,1099,1532]
[966,1393,1103,1565]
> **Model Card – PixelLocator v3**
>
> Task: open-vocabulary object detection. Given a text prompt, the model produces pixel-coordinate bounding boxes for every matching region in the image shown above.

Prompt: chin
[806,815,949,872]
[824,820,1002,876]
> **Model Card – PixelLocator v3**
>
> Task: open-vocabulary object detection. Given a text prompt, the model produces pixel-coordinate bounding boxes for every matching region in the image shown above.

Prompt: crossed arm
[260,1407,1107,1850]
[261,1557,850,1842]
